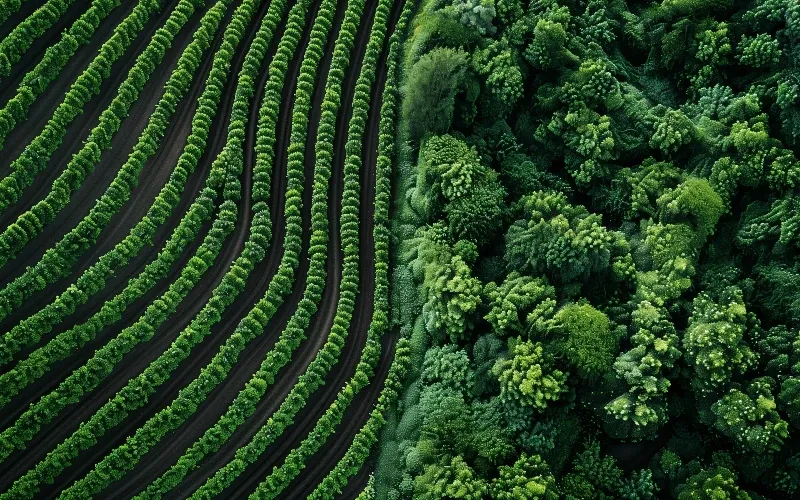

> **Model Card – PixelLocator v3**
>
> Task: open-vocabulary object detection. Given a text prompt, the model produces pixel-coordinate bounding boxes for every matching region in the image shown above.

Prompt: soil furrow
[0,0,180,200]
[0,0,246,490]
[0,1,229,427]
[299,332,397,499]
[173,0,378,496]
[220,0,401,494]
[0,0,86,84]
[2,0,303,493]
[112,0,351,495]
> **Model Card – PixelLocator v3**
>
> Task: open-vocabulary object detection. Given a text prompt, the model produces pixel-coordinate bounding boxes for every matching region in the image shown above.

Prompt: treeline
[377,0,800,498]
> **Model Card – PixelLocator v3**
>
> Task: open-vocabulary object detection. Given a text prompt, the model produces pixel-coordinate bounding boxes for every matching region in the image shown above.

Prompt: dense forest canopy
[377,0,800,498]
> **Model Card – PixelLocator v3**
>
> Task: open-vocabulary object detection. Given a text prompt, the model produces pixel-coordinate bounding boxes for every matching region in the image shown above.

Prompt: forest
[375,0,800,498]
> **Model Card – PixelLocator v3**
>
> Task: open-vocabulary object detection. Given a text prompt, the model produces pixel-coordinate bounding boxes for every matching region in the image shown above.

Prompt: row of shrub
[0,0,162,217]
[306,0,417,496]
[4,0,323,493]
[56,0,350,491]
[0,0,236,468]
[0,0,209,272]
[0,0,79,77]
[0,0,204,365]
[0,0,120,150]
[0,0,23,24]
[0,0,243,406]
[250,0,412,495]
[53,2,296,497]
[155,0,369,495]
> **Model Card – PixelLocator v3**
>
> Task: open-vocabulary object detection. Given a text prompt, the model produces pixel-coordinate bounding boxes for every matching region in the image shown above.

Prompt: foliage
[493,339,567,411]
[711,377,790,454]
[553,303,618,378]
[382,0,800,496]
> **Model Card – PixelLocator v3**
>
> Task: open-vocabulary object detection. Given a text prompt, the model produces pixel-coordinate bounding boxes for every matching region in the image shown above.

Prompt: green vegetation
[378,0,800,497]
[0,0,121,150]
[0,0,79,77]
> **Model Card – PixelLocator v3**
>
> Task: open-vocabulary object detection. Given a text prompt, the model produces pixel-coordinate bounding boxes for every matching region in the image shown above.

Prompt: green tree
[404,48,469,140]
[606,301,681,441]
[484,272,556,337]
[711,377,790,454]
[422,254,483,344]
[675,466,751,500]
[414,455,488,499]
[493,339,567,411]
[490,454,559,500]
[504,191,633,284]
[553,303,619,379]
[683,287,756,394]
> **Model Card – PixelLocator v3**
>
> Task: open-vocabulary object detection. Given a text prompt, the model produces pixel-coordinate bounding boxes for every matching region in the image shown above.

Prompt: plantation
[1,0,799,498]
[0,0,408,496]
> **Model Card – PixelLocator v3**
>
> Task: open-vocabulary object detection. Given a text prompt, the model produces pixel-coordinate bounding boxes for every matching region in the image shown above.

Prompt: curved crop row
[0,0,163,220]
[0,0,121,151]
[0,0,203,364]
[55,0,347,494]
[138,0,367,494]
[246,0,398,495]
[0,0,79,77]
[51,3,295,496]
[307,2,415,495]
[0,0,205,275]
[0,0,302,494]
[0,0,239,464]
[0,0,245,408]
[0,0,170,334]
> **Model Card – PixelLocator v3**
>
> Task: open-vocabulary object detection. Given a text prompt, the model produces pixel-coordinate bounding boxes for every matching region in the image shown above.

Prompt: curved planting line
[243,0,400,496]
[0,0,79,77]
[0,0,162,220]
[0,0,201,363]
[135,0,367,495]
[0,0,312,495]
[0,2,245,400]
[0,0,204,271]
[0,0,241,465]
[52,0,347,495]
[0,0,121,151]
[306,3,416,496]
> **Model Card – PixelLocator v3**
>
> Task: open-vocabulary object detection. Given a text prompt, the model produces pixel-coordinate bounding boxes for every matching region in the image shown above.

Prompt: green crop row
[0,0,204,364]
[0,0,121,151]
[0,0,237,468]
[307,1,417,497]
[0,0,205,274]
[0,0,308,494]
[54,0,293,494]
[139,0,367,495]
[0,0,79,77]
[44,0,340,494]
[0,0,246,406]
[0,0,163,219]
[246,0,399,495]
[0,0,24,25]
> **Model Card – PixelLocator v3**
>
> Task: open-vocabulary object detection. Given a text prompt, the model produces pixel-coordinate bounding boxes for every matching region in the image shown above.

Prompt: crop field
[4,0,800,498]
[0,0,412,497]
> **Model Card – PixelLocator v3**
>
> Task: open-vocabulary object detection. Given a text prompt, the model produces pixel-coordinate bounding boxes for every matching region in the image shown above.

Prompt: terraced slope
[0,0,412,497]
